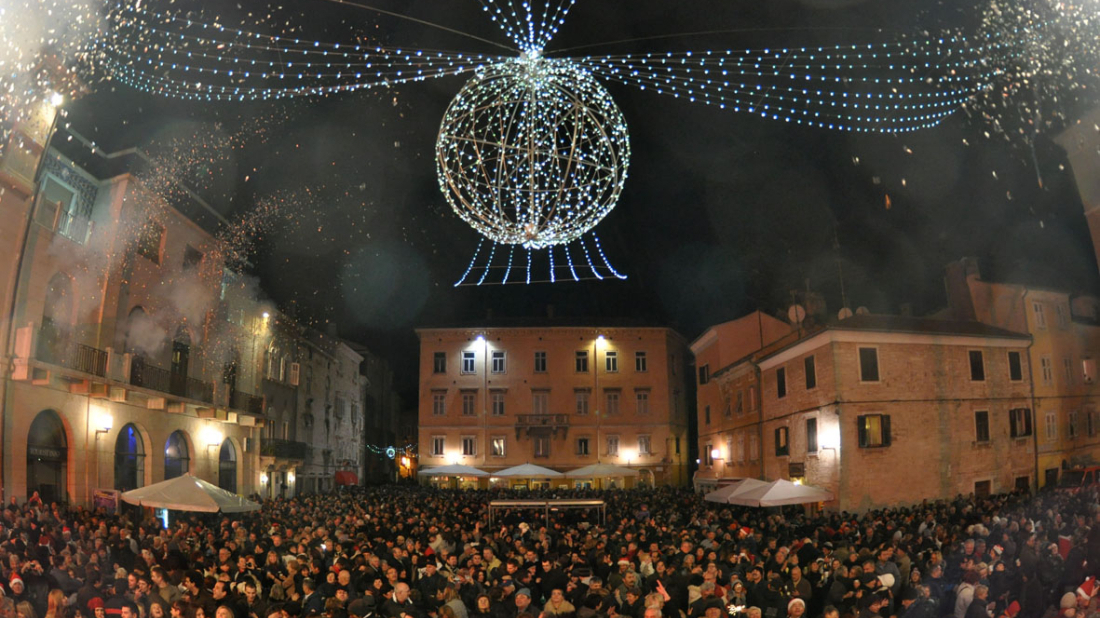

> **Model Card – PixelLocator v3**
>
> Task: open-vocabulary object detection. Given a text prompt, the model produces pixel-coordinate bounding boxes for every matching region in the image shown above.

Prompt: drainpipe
[1022,290,1040,490]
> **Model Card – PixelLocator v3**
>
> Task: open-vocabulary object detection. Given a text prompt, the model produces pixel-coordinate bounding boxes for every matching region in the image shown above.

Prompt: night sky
[63,0,1100,397]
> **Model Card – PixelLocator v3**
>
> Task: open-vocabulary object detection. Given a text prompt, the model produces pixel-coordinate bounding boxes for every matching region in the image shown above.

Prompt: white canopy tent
[120,474,260,513]
[417,464,489,477]
[726,479,833,507]
[493,463,563,478]
[564,463,639,478]
[703,478,771,504]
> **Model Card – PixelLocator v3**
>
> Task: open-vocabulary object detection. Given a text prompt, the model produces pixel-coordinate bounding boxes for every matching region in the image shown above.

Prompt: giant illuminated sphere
[436,56,630,249]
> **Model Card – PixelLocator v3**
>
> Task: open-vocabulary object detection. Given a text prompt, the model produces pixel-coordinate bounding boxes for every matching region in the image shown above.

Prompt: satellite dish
[787,304,807,324]
[838,307,853,320]
[856,306,870,315]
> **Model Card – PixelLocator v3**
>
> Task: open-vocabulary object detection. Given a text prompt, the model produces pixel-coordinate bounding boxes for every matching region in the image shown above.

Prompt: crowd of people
[2,484,1099,618]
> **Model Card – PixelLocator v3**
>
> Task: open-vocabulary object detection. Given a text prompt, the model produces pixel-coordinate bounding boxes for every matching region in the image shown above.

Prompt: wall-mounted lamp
[260,473,269,484]
[287,471,295,484]
[710,448,722,461]
[262,312,270,320]
[476,334,485,343]
[94,412,113,436]
[48,92,64,108]
[203,427,223,450]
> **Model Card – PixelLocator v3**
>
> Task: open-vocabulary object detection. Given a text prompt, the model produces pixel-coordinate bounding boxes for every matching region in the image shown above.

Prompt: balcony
[515,414,570,439]
[260,438,309,461]
[231,389,265,416]
[36,329,108,377]
[129,356,214,404]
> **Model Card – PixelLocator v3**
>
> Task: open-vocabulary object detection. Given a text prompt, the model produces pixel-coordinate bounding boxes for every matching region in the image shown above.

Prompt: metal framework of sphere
[435,57,630,250]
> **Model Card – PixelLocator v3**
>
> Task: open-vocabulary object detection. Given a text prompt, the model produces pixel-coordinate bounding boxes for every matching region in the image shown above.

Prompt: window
[638,435,652,455]
[1008,351,1023,381]
[431,436,445,456]
[749,385,757,410]
[704,444,713,466]
[462,351,476,374]
[806,418,818,453]
[704,405,711,425]
[607,435,619,456]
[576,437,590,456]
[776,367,787,399]
[1040,356,1053,385]
[1009,408,1033,438]
[736,434,746,462]
[606,390,620,416]
[491,437,506,457]
[975,410,990,443]
[1064,357,1074,385]
[1045,412,1057,440]
[1069,410,1079,439]
[775,427,789,456]
[462,436,477,456]
[605,351,618,372]
[1090,410,1098,438]
[462,392,476,416]
[432,392,446,416]
[182,246,203,271]
[735,391,744,416]
[491,351,506,373]
[1033,301,1047,329]
[974,480,992,498]
[635,351,647,372]
[858,347,880,382]
[575,390,590,415]
[534,351,547,373]
[1085,358,1097,383]
[491,391,506,416]
[534,435,550,458]
[575,350,589,373]
[969,350,985,381]
[636,390,650,415]
[749,434,759,460]
[857,414,891,448]
[698,364,710,385]
[136,221,165,264]
[1057,303,1069,329]
[805,356,817,390]
[532,391,549,415]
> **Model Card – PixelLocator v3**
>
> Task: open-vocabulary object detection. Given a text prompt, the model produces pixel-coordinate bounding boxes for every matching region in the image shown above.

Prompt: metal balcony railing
[231,390,265,416]
[516,414,570,428]
[260,439,309,460]
[36,329,108,377]
[129,357,170,393]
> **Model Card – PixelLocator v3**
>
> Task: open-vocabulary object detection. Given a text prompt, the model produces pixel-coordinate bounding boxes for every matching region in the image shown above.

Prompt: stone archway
[27,410,68,503]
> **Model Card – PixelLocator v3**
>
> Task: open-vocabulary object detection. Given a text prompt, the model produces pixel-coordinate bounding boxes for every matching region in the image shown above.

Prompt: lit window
[491,437,506,457]
[1009,408,1033,438]
[857,414,891,448]
[576,437,590,456]
[774,427,789,456]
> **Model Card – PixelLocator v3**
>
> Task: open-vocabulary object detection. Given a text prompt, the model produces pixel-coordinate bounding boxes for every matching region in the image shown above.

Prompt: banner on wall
[93,489,119,513]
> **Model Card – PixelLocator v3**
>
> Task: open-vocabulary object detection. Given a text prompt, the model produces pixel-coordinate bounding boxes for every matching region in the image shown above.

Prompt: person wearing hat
[786,599,806,618]
[348,596,377,618]
[509,589,533,618]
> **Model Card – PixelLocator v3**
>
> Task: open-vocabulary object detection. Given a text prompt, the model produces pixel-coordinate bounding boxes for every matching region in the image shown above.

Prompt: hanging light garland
[90,0,1100,280]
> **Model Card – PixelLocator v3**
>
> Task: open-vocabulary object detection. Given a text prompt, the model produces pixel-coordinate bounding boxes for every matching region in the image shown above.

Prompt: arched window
[27,410,67,503]
[114,423,145,492]
[164,431,190,480]
[218,439,237,493]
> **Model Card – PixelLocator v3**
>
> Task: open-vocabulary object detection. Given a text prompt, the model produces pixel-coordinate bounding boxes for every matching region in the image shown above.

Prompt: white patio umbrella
[493,463,563,477]
[120,474,260,513]
[564,463,640,478]
[726,479,833,507]
[417,464,489,477]
[703,478,771,504]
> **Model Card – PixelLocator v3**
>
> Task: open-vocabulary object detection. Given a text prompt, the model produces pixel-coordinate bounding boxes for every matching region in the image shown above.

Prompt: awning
[335,470,359,486]
[120,474,260,513]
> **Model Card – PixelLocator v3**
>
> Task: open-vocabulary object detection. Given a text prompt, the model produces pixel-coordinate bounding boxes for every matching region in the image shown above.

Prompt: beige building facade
[753,315,1034,511]
[946,259,1100,487]
[0,117,267,505]
[417,325,691,486]
[690,311,792,488]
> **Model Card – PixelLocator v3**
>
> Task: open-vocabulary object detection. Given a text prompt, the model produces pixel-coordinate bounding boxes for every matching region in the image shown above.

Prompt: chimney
[944,260,978,321]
